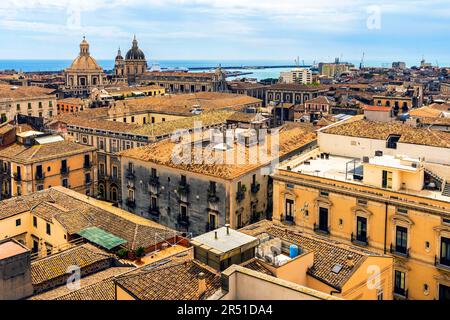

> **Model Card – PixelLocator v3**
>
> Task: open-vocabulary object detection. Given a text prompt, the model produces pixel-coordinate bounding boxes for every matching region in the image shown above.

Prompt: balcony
[390,244,410,258]
[125,170,135,180]
[236,190,245,202]
[148,206,160,217]
[351,233,369,246]
[207,189,219,203]
[394,288,408,300]
[177,214,190,227]
[149,175,160,187]
[35,172,45,181]
[313,223,330,235]
[281,214,295,225]
[435,256,450,271]
[13,172,22,182]
[126,198,136,208]
[251,183,260,194]
[83,161,92,170]
[60,166,70,175]
[177,183,190,196]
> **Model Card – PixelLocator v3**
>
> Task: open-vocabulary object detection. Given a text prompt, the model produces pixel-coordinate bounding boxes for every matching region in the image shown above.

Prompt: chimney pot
[214,231,218,239]
[198,272,207,298]
[225,224,230,235]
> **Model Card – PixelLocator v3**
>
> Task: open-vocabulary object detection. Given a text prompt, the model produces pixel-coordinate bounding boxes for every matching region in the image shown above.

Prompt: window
[128,162,134,173]
[16,104,20,111]
[208,213,217,229]
[85,173,91,184]
[128,189,135,201]
[440,236,450,266]
[33,216,37,228]
[99,163,105,176]
[180,204,188,219]
[28,102,32,109]
[382,170,393,189]
[46,223,51,235]
[16,219,21,226]
[318,207,329,232]
[397,208,408,215]
[37,185,44,191]
[131,116,135,123]
[112,166,118,178]
[395,226,408,255]
[181,175,187,185]
[209,181,216,193]
[285,199,294,221]
[84,154,90,167]
[38,102,42,109]
[62,178,68,188]
[394,270,406,296]
[356,216,368,243]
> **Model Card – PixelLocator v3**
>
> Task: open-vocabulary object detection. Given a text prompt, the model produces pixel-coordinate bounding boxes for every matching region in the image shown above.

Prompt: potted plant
[117,248,129,259]
[134,246,146,264]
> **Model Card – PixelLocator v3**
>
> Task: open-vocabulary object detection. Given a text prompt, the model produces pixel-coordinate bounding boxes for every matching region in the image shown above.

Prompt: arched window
[111,187,118,202]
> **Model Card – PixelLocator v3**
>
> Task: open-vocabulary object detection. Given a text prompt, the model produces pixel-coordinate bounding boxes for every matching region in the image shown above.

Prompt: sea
[0,59,443,81]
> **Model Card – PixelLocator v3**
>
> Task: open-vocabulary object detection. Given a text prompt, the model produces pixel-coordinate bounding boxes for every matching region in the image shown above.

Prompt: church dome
[125,35,146,60]
[67,37,103,71]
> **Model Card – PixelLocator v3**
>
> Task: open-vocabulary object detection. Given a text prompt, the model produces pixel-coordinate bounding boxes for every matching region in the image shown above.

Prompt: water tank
[289,244,299,258]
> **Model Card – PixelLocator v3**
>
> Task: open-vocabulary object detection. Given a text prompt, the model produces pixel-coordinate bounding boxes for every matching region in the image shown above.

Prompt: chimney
[198,272,207,298]
[225,224,230,235]
[214,231,218,239]
[346,254,355,268]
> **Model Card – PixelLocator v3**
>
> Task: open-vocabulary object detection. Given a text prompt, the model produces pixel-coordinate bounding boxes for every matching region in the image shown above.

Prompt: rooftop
[115,252,221,300]
[239,220,381,290]
[31,243,111,286]
[0,139,96,164]
[0,240,28,260]
[191,226,258,255]
[0,84,55,100]
[279,150,450,203]
[30,267,134,300]
[0,187,178,250]
[321,119,450,148]
[119,123,317,180]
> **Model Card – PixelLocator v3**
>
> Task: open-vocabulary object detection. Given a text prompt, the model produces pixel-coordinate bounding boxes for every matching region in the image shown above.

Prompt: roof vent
[345,255,355,268]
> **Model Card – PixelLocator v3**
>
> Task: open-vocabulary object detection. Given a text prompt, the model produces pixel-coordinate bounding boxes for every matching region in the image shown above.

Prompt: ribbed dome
[68,55,103,71]
[125,36,146,60]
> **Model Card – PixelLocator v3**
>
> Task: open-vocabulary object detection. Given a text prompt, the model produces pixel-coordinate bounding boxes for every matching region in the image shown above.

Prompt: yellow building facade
[272,150,450,300]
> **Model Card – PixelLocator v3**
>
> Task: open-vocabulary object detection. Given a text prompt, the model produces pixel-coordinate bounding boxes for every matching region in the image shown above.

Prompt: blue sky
[0,0,449,65]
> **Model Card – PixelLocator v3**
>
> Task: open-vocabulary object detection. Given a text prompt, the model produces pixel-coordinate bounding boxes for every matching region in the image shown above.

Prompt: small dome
[125,35,146,60]
[116,48,124,60]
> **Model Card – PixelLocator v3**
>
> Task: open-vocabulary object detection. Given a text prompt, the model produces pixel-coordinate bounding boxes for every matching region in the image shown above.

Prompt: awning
[77,227,127,250]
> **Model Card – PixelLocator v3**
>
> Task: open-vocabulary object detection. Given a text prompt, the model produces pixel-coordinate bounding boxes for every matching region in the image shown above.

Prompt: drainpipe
[384,201,388,254]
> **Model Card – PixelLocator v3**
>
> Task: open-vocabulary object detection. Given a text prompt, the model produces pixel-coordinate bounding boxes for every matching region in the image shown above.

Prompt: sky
[0,0,449,65]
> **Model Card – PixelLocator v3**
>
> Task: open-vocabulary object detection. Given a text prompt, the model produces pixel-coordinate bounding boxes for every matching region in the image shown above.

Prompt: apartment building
[280,68,313,85]
[0,129,96,198]
[271,117,450,300]
[0,84,57,122]
[118,123,317,236]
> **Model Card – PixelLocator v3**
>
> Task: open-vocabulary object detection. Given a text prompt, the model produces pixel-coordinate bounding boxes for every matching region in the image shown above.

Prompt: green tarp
[77,227,126,250]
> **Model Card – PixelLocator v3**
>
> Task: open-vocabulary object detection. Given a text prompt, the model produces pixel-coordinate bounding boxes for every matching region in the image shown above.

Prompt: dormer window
[386,134,401,149]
